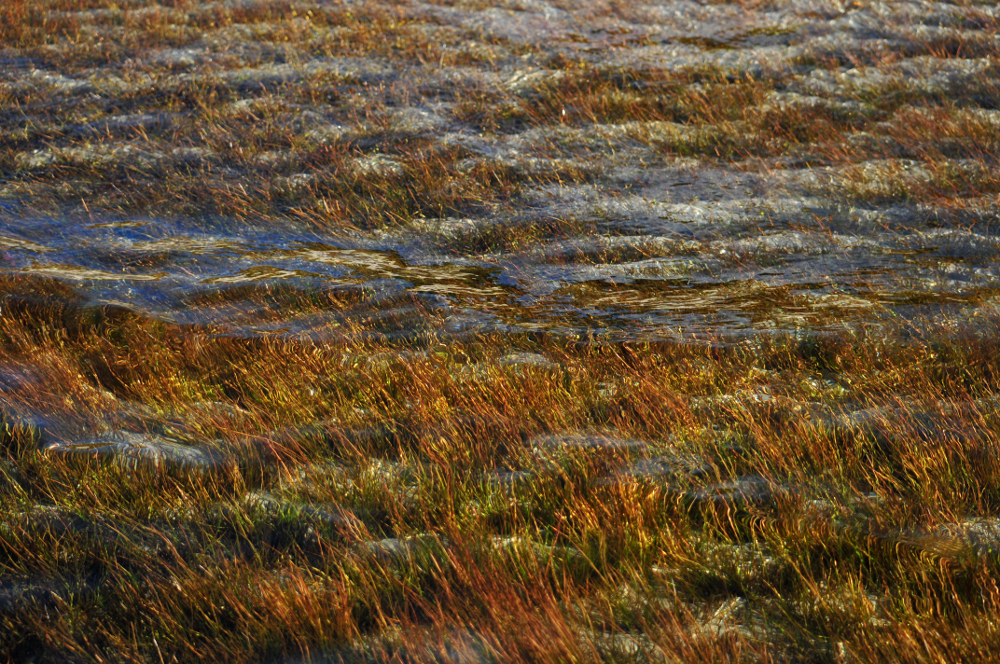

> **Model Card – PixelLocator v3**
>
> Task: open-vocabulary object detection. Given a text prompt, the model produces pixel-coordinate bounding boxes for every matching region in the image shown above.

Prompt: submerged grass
[2,0,1000,661]
[4,274,1000,661]
[3,0,998,221]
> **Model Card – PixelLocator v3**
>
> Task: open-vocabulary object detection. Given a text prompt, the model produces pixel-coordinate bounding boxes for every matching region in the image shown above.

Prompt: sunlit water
[2,0,999,343]
[2,186,998,344]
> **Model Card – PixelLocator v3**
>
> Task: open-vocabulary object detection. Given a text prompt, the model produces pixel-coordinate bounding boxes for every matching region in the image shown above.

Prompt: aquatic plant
[2,0,1000,661]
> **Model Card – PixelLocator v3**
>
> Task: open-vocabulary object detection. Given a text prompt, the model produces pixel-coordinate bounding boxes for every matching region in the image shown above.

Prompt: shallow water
[2,0,998,342]
[1,197,998,343]
[3,4,1000,659]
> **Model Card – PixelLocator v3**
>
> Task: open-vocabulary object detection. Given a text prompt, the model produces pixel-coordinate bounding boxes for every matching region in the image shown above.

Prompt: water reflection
[2,199,999,343]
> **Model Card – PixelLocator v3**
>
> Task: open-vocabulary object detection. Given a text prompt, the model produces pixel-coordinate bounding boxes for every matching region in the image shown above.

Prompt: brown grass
[4,271,1000,660]
[2,0,1000,661]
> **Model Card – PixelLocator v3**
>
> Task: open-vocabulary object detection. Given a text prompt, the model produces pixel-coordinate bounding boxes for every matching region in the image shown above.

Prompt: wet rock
[363,537,411,564]
[689,391,805,420]
[674,539,787,601]
[2,505,123,546]
[465,496,534,526]
[389,107,447,135]
[297,504,364,531]
[351,154,404,177]
[279,460,353,496]
[443,309,516,337]
[958,519,1000,555]
[43,432,224,472]
[357,277,413,302]
[817,405,892,441]
[288,420,414,455]
[530,432,651,478]
[156,400,252,438]
[188,400,249,419]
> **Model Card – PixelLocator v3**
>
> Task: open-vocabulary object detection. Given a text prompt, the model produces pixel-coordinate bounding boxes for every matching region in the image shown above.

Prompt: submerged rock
[880,518,1000,560]
[531,431,649,457]
[303,626,495,664]
[481,468,536,493]
[245,491,363,532]
[603,454,715,486]
[529,431,652,479]
[490,536,588,576]
[0,365,43,393]
[816,402,985,449]
[43,432,224,471]
[360,534,447,566]
[0,408,52,452]
[0,576,98,615]
[686,476,786,510]
[0,458,24,495]
[497,352,561,371]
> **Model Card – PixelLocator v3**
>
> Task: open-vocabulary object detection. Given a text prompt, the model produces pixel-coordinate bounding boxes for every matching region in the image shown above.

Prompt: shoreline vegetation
[2,0,1000,661]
